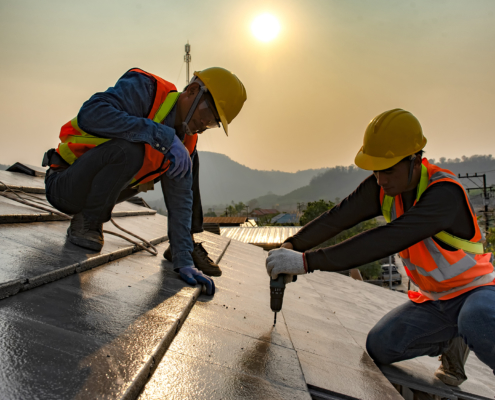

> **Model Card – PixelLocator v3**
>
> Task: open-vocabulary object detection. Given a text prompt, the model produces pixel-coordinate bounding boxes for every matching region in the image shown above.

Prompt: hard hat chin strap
[407,154,417,185]
[182,79,208,136]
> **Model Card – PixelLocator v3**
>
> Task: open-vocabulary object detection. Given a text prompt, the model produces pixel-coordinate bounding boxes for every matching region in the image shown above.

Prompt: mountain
[248,154,495,209]
[140,151,329,208]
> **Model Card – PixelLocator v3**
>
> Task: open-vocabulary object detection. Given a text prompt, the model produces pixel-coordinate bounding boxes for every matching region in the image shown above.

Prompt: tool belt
[42,149,70,180]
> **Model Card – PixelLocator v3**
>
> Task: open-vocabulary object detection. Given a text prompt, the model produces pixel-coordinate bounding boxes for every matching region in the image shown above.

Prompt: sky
[1,0,495,172]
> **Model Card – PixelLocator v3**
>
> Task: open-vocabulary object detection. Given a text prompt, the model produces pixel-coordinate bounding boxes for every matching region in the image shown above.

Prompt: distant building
[270,213,299,224]
[203,216,248,227]
[250,209,279,221]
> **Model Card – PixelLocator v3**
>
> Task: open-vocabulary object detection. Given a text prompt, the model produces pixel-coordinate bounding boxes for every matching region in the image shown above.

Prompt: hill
[249,154,495,209]
[141,151,329,208]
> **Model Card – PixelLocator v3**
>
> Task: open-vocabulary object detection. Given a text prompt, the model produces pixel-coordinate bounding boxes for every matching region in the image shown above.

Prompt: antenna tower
[184,42,191,85]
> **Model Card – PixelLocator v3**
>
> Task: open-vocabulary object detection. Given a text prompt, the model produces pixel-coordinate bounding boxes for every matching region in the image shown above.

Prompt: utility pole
[458,172,492,234]
[184,42,191,85]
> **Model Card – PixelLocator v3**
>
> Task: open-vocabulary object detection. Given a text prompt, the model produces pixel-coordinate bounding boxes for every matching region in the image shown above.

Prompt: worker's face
[179,83,220,134]
[188,97,220,134]
[373,158,419,197]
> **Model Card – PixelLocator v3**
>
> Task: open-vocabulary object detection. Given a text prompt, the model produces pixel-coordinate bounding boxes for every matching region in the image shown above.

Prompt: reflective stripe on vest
[58,91,180,167]
[380,158,494,302]
[381,164,484,254]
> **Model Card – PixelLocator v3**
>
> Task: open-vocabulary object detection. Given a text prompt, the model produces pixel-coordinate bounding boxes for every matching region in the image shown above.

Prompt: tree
[248,199,259,210]
[204,211,217,217]
[299,199,335,226]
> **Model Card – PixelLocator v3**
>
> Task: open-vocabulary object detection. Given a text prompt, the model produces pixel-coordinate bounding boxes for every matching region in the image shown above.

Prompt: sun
[251,13,280,42]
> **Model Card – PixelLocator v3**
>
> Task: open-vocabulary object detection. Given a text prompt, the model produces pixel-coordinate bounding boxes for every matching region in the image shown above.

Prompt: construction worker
[44,67,247,294]
[266,109,495,386]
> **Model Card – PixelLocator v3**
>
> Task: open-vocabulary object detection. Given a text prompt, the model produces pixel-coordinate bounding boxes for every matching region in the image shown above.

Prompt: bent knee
[366,327,398,365]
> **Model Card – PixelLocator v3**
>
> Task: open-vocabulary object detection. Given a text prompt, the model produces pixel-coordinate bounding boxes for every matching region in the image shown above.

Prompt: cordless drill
[270,274,287,326]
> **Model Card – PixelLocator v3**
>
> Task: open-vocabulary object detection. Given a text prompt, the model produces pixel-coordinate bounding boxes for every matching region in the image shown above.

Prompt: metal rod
[273,312,277,326]
[388,255,392,289]
[184,42,191,85]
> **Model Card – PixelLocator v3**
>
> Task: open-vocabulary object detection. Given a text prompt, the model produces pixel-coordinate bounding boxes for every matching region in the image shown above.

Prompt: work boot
[164,242,222,276]
[434,337,470,386]
[164,245,172,262]
[192,242,222,276]
[67,213,104,252]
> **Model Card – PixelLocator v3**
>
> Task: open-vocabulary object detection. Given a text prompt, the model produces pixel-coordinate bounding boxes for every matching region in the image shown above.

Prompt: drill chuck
[270,274,286,313]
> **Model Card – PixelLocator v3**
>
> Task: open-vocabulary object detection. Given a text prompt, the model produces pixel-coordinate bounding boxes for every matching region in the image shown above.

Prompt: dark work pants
[366,285,495,375]
[45,139,204,232]
[190,151,203,234]
[46,139,144,223]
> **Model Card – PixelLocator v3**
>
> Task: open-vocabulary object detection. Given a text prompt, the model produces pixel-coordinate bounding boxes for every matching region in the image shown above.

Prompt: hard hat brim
[354,148,405,171]
[218,107,229,136]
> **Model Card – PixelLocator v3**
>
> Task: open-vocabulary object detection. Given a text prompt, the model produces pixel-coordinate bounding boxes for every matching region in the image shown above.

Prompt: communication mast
[184,42,191,85]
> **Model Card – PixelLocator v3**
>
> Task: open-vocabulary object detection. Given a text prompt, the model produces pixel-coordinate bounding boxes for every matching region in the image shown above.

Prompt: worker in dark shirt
[266,109,495,386]
[44,68,247,294]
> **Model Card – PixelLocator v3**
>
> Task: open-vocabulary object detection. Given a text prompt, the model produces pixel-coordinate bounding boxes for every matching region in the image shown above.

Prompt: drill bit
[273,312,277,326]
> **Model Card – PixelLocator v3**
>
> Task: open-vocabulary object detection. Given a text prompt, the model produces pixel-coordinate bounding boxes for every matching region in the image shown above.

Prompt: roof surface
[221,226,302,249]
[0,169,493,399]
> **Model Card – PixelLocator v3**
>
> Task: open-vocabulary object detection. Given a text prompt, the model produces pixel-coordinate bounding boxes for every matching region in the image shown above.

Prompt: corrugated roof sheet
[251,209,279,216]
[271,213,299,224]
[220,226,301,246]
[203,216,247,224]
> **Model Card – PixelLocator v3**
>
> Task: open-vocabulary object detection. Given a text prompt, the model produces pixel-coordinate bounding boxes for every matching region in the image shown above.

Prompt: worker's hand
[266,248,306,282]
[179,266,215,295]
[280,242,293,250]
[166,135,192,180]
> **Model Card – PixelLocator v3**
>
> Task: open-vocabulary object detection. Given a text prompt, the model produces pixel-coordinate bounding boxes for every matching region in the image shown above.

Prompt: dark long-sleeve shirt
[286,174,475,272]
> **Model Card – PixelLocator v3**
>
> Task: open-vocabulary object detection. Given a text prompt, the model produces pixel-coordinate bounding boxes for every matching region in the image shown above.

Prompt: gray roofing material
[0,234,228,399]
[0,168,493,399]
[302,271,495,399]
[139,240,313,400]
[0,170,46,193]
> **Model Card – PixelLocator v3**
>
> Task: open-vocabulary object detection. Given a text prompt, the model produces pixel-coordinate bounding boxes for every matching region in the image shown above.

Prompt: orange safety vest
[55,68,198,187]
[380,158,495,303]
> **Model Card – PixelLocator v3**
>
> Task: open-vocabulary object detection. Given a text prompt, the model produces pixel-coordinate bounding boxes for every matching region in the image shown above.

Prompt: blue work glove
[179,266,216,295]
[166,135,192,180]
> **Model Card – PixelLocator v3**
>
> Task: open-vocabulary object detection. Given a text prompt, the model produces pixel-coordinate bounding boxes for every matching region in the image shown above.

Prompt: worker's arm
[285,175,383,251]
[305,182,472,272]
[77,70,176,154]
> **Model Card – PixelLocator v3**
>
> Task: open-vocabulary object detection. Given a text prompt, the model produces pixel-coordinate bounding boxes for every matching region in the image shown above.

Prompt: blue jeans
[366,285,495,375]
[45,139,195,270]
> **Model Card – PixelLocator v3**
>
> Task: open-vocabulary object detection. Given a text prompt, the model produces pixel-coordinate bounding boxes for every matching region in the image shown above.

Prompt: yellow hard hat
[354,109,427,171]
[194,67,247,136]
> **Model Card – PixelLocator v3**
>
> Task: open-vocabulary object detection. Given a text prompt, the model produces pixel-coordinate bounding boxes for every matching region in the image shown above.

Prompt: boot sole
[68,232,103,252]
[199,269,222,277]
[434,371,466,387]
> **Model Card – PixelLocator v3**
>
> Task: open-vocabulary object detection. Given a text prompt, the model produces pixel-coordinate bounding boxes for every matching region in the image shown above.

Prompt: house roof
[0,168,493,399]
[270,212,299,224]
[220,226,301,250]
[251,208,279,216]
[203,216,247,225]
